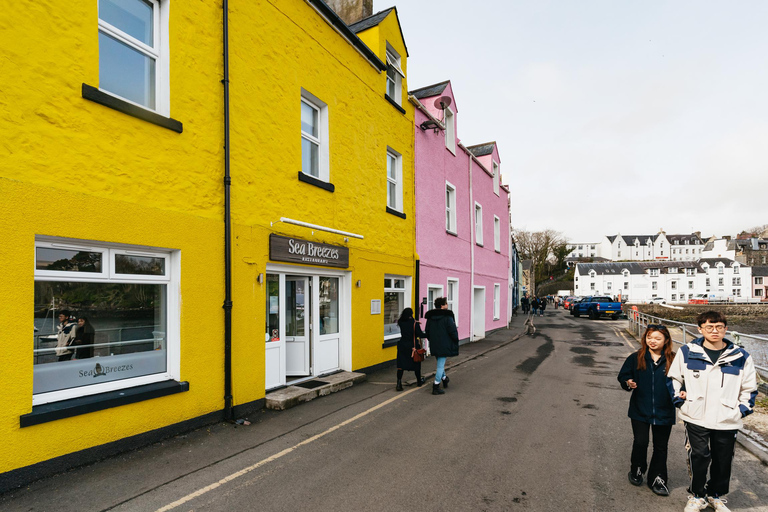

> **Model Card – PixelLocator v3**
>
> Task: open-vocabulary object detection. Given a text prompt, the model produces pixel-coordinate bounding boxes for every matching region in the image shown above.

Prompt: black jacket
[617,351,675,426]
[424,309,459,357]
[396,317,424,371]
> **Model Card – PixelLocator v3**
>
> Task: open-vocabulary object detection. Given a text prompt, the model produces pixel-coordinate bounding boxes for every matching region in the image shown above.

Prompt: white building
[574,258,751,303]
[566,242,604,259]
[604,231,704,262]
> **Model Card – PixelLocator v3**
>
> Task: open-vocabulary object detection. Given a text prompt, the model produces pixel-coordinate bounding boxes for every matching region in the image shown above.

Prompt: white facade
[566,241,604,259]
[699,259,751,299]
[605,231,704,262]
[701,238,737,260]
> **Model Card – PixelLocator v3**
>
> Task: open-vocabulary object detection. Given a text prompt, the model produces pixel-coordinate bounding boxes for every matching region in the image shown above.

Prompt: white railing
[625,308,768,380]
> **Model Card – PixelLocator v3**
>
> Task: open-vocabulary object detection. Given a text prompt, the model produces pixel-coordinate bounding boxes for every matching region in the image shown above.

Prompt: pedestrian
[530,296,540,316]
[424,297,459,395]
[55,310,77,361]
[395,308,425,391]
[539,296,547,316]
[667,311,758,512]
[521,294,530,315]
[72,316,95,359]
[617,324,676,497]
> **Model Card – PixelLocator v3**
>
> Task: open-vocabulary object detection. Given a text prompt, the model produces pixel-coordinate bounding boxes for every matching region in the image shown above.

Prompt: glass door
[265,274,284,389]
[285,276,310,376]
[315,276,340,374]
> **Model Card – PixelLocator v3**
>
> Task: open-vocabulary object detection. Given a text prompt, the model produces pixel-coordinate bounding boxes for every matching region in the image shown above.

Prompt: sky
[374,0,768,243]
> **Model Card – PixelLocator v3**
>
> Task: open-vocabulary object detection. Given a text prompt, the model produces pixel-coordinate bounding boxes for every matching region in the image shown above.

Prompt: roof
[466,142,496,157]
[752,266,768,276]
[348,7,410,57]
[576,261,704,276]
[521,259,533,270]
[667,234,704,244]
[699,258,741,267]
[410,80,450,99]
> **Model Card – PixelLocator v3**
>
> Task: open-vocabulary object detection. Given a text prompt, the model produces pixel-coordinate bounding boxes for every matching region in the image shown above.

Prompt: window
[688,281,694,289]
[733,289,741,297]
[494,216,501,252]
[671,281,677,290]
[718,277,724,286]
[624,282,629,290]
[732,277,741,286]
[300,91,329,182]
[34,238,177,405]
[474,203,483,246]
[756,277,764,285]
[493,284,501,320]
[733,265,739,274]
[385,44,403,105]
[650,269,659,277]
[618,251,622,258]
[492,161,500,196]
[706,278,710,286]
[756,289,763,297]
[718,265,724,274]
[652,282,658,290]
[386,148,403,212]
[384,276,409,339]
[607,282,612,290]
[590,282,595,290]
[427,285,444,312]
[444,107,455,154]
[668,267,677,273]
[445,182,457,234]
[447,279,459,325]
[686,268,695,277]
[98,0,168,113]
[671,294,677,301]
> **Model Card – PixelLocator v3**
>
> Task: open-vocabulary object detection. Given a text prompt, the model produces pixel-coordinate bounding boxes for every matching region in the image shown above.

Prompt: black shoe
[442,375,450,389]
[649,476,669,496]
[396,379,403,391]
[432,383,445,395]
[416,377,425,387]
[628,468,643,486]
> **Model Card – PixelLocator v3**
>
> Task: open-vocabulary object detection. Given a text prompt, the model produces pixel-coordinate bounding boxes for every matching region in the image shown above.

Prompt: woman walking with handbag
[425,297,459,395]
[395,308,426,391]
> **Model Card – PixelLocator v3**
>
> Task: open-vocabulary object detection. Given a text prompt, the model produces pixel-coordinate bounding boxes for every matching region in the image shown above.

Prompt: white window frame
[493,215,501,252]
[447,278,459,326]
[33,236,180,406]
[650,268,659,277]
[474,202,483,246]
[97,0,170,116]
[652,281,658,290]
[384,275,411,341]
[427,284,444,312]
[445,181,457,234]
[300,90,330,182]
[756,277,764,285]
[732,277,741,286]
[492,161,500,196]
[671,281,677,290]
[385,43,403,105]
[493,284,501,320]
[386,147,403,212]
[607,282,612,290]
[444,106,456,154]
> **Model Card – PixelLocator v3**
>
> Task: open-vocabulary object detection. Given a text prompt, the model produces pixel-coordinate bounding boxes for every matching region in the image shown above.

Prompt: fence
[625,308,768,380]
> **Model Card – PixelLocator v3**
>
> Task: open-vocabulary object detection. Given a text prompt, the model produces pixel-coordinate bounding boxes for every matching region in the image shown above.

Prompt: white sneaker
[684,496,708,512]
[707,496,730,512]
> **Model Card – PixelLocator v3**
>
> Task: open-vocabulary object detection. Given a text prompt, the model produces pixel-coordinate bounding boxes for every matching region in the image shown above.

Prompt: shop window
[265,274,280,342]
[98,0,167,113]
[319,277,339,335]
[494,216,501,252]
[474,203,483,246]
[445,182,457,234]
[384,276,409,339]
[386,148,403,213]
[447,279,459,325]
[33,238,177,405]
[300,90,329,183]
[493,284,500,320]
[385,44,403,105]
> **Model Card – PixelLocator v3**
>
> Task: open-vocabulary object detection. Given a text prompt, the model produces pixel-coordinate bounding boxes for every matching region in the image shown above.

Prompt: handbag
[412,320,427,362]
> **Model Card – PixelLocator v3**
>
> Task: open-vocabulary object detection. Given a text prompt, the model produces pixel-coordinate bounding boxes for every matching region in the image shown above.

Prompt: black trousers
[630,419,672,483]
[684,422,738,497]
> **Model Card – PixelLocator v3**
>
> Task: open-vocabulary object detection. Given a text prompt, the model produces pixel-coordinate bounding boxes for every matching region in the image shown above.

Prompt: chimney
[324,0,373,26]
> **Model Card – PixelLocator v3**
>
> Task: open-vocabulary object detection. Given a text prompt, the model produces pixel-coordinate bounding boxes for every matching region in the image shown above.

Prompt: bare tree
[512,228,569,289]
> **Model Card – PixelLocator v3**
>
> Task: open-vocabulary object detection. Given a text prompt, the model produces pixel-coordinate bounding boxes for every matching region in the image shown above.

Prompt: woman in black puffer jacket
[617,324,676,497]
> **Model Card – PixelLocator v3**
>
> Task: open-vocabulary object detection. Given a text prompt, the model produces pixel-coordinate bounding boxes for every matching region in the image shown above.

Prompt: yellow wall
[0,0,415,475]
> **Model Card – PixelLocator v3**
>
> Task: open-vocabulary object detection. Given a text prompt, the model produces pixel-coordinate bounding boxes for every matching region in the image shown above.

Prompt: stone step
[265,371,367,411]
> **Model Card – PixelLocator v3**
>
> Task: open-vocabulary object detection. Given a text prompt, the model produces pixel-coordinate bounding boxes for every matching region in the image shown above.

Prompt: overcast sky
[375,0,768,242]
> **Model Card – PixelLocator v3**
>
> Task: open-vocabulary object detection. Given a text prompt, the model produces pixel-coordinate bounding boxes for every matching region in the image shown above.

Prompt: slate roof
[466,142,496,157]
[751,266,768,277]
[348,7,409,57]
[410,80,450,99]
[521,259,533,270]
[699,258,741,267]
[667,234,704,245]
[607,235,658,245]
[576,261,704,276]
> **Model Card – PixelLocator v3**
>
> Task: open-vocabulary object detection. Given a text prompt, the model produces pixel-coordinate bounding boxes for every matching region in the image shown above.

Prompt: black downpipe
[415,259,421,318]
[222,0,233,422]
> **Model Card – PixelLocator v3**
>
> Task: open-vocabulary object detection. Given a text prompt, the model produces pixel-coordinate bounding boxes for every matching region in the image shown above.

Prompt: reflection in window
[115,254,165,275]
[286,278,306,337]
[266,274,280,341]
[384,277,406,337]
[36,247,102,272]
[319,277,339,335]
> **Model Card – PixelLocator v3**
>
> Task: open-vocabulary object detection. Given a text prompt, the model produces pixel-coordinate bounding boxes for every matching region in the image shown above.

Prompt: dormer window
[733,265,739,274]
[717,264,724,274]
[622,269,629,278]
[385,45,404,106]
[589,270,596,278]
[650,268,660,277]
[669,267,678,273]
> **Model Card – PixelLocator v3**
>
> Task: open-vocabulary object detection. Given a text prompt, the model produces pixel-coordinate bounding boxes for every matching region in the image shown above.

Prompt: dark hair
[638,325,675,374]
[398,308,414,323]
[434,297,448,308]
[59,310,71,319]
[77,316,96,334]
[696,310,727,327]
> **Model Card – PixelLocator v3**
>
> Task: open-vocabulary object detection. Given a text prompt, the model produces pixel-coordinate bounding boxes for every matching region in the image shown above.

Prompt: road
[3,311,768,511]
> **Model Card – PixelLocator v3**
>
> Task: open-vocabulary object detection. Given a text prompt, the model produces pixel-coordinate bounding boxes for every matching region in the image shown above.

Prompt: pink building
[410,81,510,341]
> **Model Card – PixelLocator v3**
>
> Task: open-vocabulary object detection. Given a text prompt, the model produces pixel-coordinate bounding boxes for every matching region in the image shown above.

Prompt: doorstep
[265,371,367,411]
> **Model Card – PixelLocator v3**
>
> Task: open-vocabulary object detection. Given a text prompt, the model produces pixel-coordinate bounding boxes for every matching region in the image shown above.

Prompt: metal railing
[625,308,768,380]
[33,325,164,364]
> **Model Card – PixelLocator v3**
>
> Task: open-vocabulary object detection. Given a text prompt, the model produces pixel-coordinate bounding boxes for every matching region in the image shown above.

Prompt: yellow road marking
[155,385,422,512]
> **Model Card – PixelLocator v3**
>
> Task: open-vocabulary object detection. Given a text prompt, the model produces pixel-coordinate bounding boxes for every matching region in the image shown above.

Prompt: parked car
[571,296,623,320]
[563,296,577,310]
[569,297,583,315]
[648,297,666,304]
[688,294,709,305]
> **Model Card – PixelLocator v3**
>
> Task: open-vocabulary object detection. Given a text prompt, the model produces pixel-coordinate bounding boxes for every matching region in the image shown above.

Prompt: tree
[512,228,569,289]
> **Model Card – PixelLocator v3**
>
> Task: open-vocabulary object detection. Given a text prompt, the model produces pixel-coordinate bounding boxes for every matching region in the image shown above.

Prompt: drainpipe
[468,156,475,341]
[222,0,234,422]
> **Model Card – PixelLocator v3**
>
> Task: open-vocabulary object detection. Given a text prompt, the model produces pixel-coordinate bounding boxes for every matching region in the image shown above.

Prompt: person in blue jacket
[618,324,676,497]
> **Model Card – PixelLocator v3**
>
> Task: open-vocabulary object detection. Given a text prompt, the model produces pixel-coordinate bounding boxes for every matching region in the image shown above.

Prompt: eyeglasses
[647,324,668,330]
[700,325,727,332]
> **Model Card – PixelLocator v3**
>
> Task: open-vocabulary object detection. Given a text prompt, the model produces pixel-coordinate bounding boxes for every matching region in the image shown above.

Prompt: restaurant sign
[269,234,349,268]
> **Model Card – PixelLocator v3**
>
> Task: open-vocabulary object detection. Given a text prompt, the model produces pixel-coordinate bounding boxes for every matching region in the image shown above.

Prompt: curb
[737,429,768,465]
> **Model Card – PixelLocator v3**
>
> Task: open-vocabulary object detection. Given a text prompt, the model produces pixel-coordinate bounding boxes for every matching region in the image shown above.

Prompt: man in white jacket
[667,311,758,512]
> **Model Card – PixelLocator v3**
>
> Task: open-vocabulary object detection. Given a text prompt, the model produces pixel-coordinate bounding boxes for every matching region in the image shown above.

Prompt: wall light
[257,273,264,284]
[356,280,361,288]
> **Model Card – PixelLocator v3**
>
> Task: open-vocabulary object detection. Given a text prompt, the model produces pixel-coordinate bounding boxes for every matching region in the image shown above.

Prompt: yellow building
[0,0,413,490]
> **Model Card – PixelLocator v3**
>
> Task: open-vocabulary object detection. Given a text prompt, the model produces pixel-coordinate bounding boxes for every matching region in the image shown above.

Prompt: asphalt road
[3,311,768,511]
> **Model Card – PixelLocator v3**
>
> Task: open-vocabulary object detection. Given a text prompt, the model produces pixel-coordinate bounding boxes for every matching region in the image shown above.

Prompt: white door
[265,274,285,389]
[314,276,340,375]
[286,276,310,376]
[473,287,486,340]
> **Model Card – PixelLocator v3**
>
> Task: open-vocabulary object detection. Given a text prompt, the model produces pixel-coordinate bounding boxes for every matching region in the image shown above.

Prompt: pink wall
[414,85,510,340]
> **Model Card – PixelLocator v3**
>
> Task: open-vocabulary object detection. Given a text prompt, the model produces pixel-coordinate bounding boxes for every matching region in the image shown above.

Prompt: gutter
[222,0,234,422]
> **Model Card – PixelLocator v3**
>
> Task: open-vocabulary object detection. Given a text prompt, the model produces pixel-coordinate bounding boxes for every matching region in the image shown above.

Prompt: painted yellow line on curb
[614,328,637,352]
[155,385,422,512]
